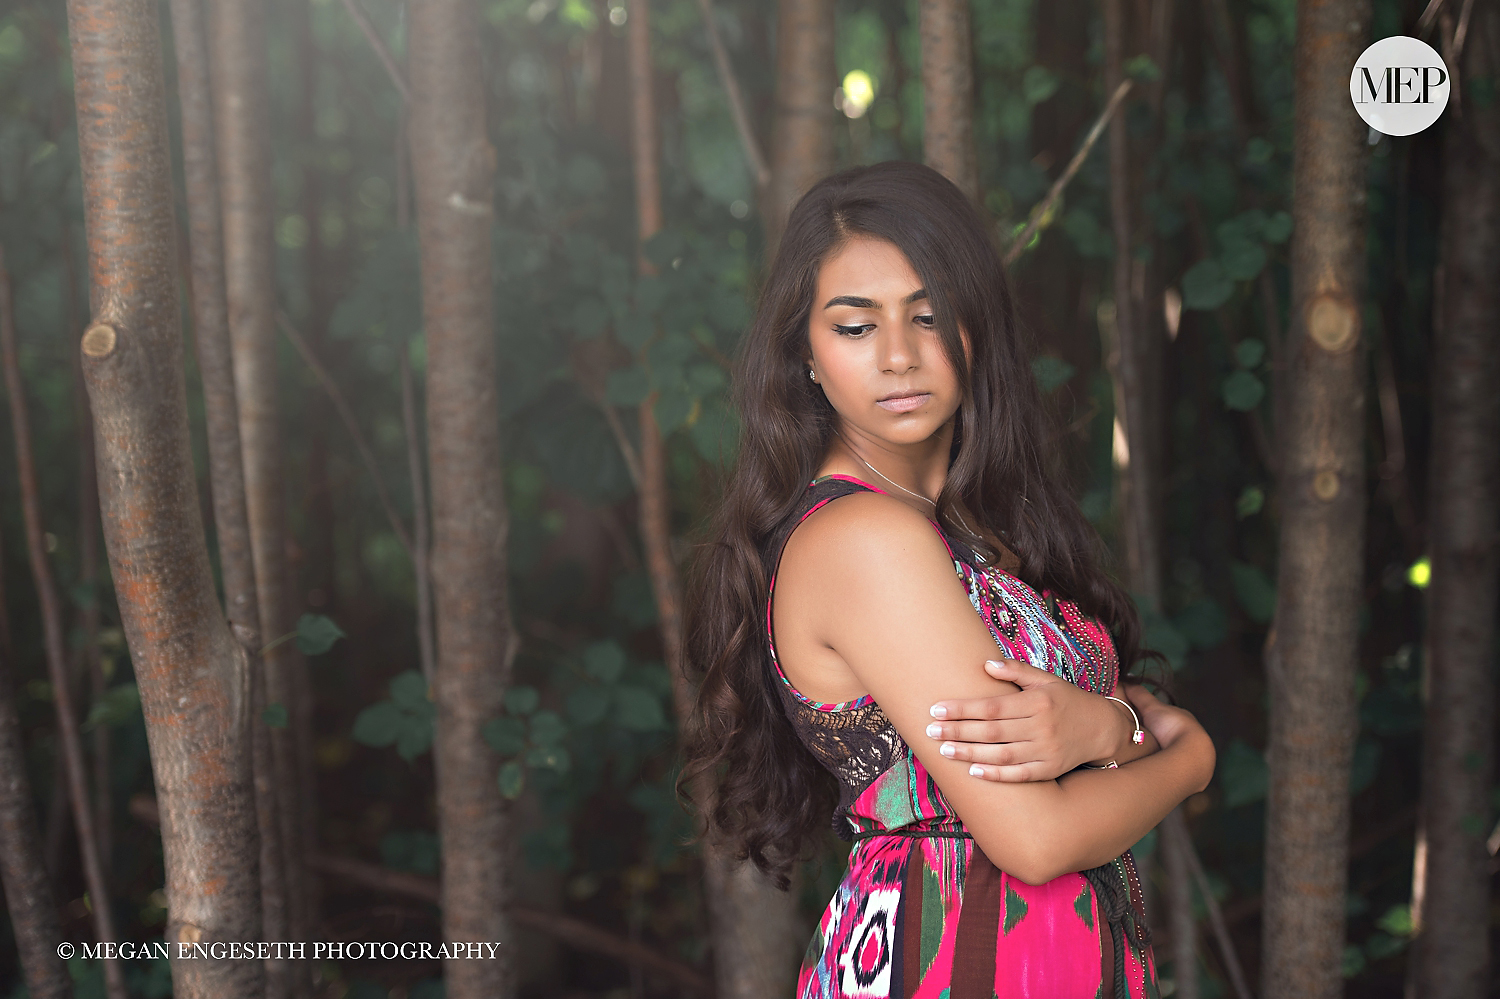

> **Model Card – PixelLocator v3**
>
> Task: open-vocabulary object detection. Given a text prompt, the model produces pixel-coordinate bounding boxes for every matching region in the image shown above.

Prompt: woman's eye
[832,324,874,337]
[914,314,936,328]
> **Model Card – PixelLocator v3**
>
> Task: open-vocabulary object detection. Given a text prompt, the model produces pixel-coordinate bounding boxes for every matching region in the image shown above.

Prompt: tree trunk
[407,2,515,995]
[2,255,125,999]
[627,5,802,996]
[63,2,265,996]
[1260,1,1370,996]
[167,1,291,995]
[766,0,836,249]
[1412,10,1500,996]
[0,593,70,999]
[205,0,314,982]
[918,0,980,205]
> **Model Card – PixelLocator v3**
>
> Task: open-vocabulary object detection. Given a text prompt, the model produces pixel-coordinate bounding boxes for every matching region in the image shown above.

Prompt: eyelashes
[831,315,937,337]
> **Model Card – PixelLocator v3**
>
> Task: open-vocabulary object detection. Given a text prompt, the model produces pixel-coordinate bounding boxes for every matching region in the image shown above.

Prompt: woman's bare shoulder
[776,489,959,607]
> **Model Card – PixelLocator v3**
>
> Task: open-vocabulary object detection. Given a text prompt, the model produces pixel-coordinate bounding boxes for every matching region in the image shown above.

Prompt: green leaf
[615,313,655,350]
[1341,945,1366,978]
[528,709,567,746]
[525,744,572,773]
[1140,606,1189,671]
[566,685,611,725]
[1235,485,1265,519]
[1230,561,1277,623]
[1364,932,1408,959]
[295,613,346,655]
[498,760,525,799]
[505,685,540,715]
[1376,904,1415,937]
[395,716,434,761]
[1234,338,1267,368]
[352,702,403,746]
[1222,370,1266,411]
[1181,260,1234,310]
[1031,355,1076,394]
[1220,240,1267,281]
[571,297,609,339]
[1123,54,1161,81]
[582,640,627,682]
[263,703,289,729]
[1262,210,1293,243]
[605,368,650,406]
[1022,65,1059,105]
[82,683,140,731]
[1221,739,1269,807]
[1172,599,1228,651]
[482,716,527,755]
[653,389,695,436]
[614,685,666,731]
[389,670,432,714]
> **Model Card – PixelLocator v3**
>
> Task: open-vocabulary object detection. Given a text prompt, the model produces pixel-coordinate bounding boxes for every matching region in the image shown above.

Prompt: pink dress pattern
[766,475,1157,999]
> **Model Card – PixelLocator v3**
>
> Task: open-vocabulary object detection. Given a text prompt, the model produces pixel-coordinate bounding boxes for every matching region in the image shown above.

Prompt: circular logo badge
[1350,35,1450,136]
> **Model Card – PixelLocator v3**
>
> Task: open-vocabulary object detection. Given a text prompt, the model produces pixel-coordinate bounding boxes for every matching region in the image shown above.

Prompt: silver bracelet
[1080,695,1146,770]
[1105,694,1146,745]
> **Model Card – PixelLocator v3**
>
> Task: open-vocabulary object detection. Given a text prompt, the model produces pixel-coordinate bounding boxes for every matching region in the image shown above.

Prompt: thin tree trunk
[1,251,125,999]
[402,352,437,684]
[62,3,266,994]
[1102,1,1196,989]
[1412,10,1500,996]
[0,584,70,999]
[205,1,313,984]
[167,1,291,995]
[918,0,980,205]
[766,0,835,249]
[407,1,515,995]
[1260,1,1370,995]
[71,352,109,887]
[627,5,800,996]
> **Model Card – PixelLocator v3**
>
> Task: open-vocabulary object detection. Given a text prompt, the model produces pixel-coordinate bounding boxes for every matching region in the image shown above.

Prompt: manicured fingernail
[985,660,1003,671]
[929,705,947,719]
[940,742,956,757]
[969,765,985,777]
[926,723,942,738]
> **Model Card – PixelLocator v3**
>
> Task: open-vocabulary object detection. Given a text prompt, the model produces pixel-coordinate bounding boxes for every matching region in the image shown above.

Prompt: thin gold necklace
[831,428,986,560]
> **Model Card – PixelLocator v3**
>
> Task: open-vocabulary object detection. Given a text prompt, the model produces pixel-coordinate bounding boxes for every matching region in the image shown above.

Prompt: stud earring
[808,369,817,382]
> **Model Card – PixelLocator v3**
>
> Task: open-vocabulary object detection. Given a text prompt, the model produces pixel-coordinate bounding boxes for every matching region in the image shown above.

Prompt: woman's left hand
[926,658,1159,781]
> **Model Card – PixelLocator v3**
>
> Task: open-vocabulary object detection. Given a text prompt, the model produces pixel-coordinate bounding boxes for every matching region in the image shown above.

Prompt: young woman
[682,161,1215,999]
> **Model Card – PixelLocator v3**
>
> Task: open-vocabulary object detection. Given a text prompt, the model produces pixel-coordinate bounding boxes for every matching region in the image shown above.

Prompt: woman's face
[806,236,966,450]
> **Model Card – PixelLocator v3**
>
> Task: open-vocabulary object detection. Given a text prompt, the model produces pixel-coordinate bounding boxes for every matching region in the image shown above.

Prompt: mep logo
[1350,35,1450,136]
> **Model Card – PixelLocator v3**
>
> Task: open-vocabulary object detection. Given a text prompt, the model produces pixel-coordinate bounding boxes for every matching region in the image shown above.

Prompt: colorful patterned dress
[765,475,1157,999]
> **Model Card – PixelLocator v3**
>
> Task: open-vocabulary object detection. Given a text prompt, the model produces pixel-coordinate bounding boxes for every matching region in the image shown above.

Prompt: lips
[876,392,931,414]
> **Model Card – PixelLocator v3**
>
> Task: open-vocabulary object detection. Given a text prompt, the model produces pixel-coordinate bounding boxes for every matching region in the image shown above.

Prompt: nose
[877,321,919,375]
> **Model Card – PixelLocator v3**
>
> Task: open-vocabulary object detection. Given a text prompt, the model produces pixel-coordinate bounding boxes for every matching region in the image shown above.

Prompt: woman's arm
[776,492,1215,885]
[925,658,1161,781]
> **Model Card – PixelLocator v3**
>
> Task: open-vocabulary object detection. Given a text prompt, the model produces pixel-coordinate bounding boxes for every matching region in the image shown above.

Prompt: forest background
[0,0,1494,998]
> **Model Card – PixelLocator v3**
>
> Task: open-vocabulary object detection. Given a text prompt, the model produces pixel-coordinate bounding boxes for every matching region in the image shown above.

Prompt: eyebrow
[822,289,928,309]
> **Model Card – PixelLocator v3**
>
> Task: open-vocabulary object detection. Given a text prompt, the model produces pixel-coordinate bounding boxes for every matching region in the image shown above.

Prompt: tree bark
[0,584,70,999]
[1260,1,1370,996]
[63,2,265,995]
[2,252,125,999]
[407,1,515,995]
[1413,10,1500,996]
[167,1,291,995]
[205,0,314,982]
[627,5,802,996]
[767,0,836,249]
[918,0,980,205]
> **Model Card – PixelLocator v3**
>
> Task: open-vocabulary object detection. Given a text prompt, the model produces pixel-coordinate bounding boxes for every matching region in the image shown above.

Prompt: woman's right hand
[1121,682,1215,788]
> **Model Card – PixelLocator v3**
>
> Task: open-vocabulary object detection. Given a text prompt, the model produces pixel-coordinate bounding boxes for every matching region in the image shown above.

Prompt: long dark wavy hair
[678,161,1145,888]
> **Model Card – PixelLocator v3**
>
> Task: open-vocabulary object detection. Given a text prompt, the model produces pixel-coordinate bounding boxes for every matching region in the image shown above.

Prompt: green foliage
[1221,739,1269,807]
[353,671,435,762]
[82,683,139,731]
[1230,561,1277,624]
[296,613,346,655]
[1222,369,1266,411]
[263,703,289,729]
[1031,355,1076,393]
